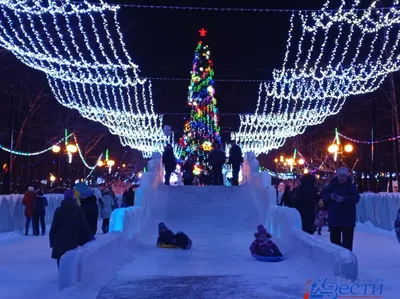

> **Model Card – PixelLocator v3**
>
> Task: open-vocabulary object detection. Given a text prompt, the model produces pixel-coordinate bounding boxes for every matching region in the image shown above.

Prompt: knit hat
[64,189,75,200]
[257,224,267,234]
[336,167,349,176]
[28,186,34,192]
[255,224,272,238]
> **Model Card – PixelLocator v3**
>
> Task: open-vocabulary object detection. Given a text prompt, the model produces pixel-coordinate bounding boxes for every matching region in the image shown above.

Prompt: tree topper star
[199,28,207,37]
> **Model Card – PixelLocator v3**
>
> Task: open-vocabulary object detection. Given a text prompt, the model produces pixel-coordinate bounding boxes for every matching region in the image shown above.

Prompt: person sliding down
[157,222,193,249]
[157,222,176,246]
[250,225,282,257]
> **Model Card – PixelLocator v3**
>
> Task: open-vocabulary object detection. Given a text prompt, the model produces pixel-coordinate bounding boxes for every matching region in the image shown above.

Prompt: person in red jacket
[22,186,36,235]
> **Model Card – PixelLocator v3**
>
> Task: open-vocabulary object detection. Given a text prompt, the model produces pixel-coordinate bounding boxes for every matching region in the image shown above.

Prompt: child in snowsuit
[250,225,283,257]
[157,222,176,245]
[157,222,192,249]
[314,200,328,235]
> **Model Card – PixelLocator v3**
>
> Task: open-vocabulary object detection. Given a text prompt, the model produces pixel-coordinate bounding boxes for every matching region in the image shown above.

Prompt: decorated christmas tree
[179,28,222,169]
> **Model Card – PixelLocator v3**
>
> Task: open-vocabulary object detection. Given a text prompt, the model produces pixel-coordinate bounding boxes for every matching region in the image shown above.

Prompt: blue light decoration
[178,28,222,168]
[0,0,169,158]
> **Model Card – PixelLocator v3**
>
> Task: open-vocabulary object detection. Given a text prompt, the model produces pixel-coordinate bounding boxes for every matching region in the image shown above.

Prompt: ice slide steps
[96,186,331,299]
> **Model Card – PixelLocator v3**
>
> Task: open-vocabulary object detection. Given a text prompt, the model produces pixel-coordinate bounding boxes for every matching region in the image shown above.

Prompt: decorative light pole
[51,130,77,187]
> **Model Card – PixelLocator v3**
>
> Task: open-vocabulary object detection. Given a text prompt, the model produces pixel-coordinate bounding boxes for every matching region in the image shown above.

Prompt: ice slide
[96,186,331,299]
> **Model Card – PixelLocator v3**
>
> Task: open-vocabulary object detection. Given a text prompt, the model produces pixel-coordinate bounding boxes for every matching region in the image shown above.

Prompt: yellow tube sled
[157,243,177,248]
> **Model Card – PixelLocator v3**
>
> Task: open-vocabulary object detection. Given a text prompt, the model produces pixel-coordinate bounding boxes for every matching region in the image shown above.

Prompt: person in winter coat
[183,156,195,186]
[295,174,319,235]
[229,141,243,186]
[33,190,48,236]
[209,141,226,185]
[157,222,176,245]
[280,185,294,207]
[80,189,99,235]
[100,187,115,233]
[314,200,328,235]
[49,189,94,268]
[22,186,36,235]
[250,225,283,257]
[322,167,360,251]
[162,144,176,186]
[123,187,135,207]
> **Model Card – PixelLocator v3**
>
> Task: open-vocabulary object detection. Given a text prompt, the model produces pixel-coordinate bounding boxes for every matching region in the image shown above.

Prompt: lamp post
[327,142,354,172]
[52,142,77,187]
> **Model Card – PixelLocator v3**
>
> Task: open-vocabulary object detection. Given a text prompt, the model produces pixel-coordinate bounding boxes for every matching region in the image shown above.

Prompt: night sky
[0,0,398,176]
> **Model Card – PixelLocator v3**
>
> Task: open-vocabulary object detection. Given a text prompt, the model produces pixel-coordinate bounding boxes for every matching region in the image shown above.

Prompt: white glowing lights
[0,0,168,156]
[234,0,400,156]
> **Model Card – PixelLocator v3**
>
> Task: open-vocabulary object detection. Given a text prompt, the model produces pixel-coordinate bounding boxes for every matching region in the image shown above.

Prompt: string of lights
[66,2,393,13]
[0,0,168,157]
[147,77,265,83]
[338,132,400,144]
[0,133,100,169]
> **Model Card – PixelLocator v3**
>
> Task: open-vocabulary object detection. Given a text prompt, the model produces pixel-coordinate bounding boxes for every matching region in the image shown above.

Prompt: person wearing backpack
[33,190,48,236]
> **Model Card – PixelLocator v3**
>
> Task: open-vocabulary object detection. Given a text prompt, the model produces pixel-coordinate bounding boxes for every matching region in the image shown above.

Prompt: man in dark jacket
[209,141,226,185]
[124,187,135,207]
[33,190,48,236]
[49,189,94,268]
[80,189,99,235]
[323,167,360,251]
[162,144,176,185]
[229,141,243,186]
[295,174,319,234]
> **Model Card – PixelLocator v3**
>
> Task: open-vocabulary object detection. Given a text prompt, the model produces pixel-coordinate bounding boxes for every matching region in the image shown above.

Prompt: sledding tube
[253,254,284,262]
[157,243,178,248]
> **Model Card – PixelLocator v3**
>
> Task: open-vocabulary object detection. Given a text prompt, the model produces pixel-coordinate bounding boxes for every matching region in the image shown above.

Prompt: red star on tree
[199,28,207,37]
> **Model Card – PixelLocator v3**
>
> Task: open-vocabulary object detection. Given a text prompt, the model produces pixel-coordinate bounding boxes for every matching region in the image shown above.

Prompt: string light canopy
[0,0,168,156]
[271,0,400,103]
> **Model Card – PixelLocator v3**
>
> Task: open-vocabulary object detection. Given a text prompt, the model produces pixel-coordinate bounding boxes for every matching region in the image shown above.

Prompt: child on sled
[157,222,192,249]
[250,225,283,257]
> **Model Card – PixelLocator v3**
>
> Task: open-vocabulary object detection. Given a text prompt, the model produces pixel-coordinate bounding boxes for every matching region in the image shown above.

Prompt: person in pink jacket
[250,225,283,257]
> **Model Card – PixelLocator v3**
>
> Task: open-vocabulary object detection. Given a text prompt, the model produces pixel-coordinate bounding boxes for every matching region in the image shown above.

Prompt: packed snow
[0,186,399,299]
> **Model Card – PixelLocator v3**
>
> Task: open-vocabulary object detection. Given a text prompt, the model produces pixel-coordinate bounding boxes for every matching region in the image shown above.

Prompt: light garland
[0,0,168,156]
[235,0,400,156]
[0,134,73,156]
[338,132,400,144]
[0,132,100,169]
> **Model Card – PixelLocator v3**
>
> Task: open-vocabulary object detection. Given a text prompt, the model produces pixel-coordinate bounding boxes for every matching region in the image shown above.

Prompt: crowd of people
[162,141,243,186]
[21,183,137,268]
[278,167,360,251]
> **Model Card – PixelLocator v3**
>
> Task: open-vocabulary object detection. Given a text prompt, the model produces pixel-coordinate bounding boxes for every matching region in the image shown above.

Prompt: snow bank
[0,194,63,233]
[58,154,163,290]
[357,192,400,230]
[265,205,358,281]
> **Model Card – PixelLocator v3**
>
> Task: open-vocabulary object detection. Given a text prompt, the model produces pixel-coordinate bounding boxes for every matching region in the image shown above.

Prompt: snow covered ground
[0,187,399,299]
[312,223,400,298]
[0,222,105,299]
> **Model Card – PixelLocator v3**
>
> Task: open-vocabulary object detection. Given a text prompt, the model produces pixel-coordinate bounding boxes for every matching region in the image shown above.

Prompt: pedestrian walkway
[0,222,105,299]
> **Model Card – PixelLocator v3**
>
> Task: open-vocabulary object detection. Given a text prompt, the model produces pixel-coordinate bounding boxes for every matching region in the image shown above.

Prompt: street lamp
[328,144,339,154]
[344,144,353,153]
[52,145,61,153]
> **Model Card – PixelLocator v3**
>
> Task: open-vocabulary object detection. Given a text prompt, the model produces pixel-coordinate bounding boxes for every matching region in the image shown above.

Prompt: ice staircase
[155,185,260,233]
